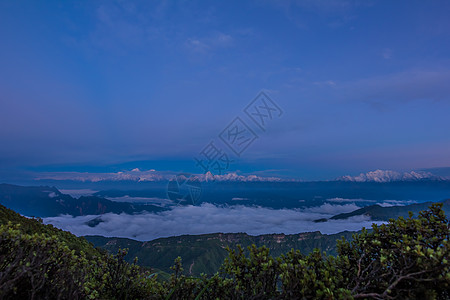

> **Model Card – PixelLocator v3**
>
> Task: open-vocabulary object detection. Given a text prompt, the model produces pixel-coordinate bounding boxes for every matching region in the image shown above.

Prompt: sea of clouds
[43,203,384,241]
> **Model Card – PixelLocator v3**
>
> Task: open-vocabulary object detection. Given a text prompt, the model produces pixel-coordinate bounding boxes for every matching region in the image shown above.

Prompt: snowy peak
[36,169,166,182]
[196,172,287,182]
[337,169,443,183]
[36,170,289,183]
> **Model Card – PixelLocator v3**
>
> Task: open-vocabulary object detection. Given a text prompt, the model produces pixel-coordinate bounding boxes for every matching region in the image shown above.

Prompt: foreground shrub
[0,224,88,299]
[337,203,449,299]
[163,204,449,299]
[0,204,448,299]
[0,223,163,299]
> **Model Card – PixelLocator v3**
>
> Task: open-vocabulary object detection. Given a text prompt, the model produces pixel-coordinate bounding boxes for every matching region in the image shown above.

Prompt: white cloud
[213,33,233,46]
[382,48,393,59]
[302,203,360,214]
[186,32,233,53]
[327,197,376,203]
[327,198,419,208]
[43,203,382,241]
[376,200,417,207]
[313,80,337,87]
[186,38,210,53]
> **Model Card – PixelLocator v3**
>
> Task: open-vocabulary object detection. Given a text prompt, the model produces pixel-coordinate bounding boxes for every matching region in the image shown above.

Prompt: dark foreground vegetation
[0,203,449,299]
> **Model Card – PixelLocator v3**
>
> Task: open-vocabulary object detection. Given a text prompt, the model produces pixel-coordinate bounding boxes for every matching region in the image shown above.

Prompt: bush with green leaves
[221,244,279,299]
[0,223,88,299]
[161,203,449,299]
[0,222,163,299]
[278,249,351,299]
[0,203,448,299]
[337,203,449,299]
[85,249,164,299]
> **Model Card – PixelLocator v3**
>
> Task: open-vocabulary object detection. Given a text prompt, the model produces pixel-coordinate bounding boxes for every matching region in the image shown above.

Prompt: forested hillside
[86,231,354,276]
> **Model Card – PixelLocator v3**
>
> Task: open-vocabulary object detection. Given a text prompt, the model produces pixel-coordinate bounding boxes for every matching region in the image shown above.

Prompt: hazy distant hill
[94,180,450,209]
[85,231,354,276]
[329,199,450,221]
[0,184,165,217]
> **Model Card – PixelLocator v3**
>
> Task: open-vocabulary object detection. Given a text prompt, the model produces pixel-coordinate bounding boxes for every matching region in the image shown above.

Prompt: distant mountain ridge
[35,169,292,183]
[33,168,448,183]
[0,184,164,217]
[326,198,450,221]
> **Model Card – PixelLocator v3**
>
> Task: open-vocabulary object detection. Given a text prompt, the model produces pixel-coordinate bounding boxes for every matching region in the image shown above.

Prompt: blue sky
[1,0,450,180]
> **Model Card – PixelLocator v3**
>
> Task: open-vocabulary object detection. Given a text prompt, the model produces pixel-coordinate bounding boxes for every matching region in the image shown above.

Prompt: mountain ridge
[327,198,450,221]
[33,168,449,183]
[0,183,165,217]
[337,169,444,182]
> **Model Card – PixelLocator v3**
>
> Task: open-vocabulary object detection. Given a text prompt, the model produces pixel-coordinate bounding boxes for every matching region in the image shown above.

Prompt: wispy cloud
[382,48,393,59]
[336,68,450,104]
[376,200,417,207]
[80,2,158,54]
[264,0,371,29]
[313,80,337,87]
[186,32,233,53]
[327,198,376,203]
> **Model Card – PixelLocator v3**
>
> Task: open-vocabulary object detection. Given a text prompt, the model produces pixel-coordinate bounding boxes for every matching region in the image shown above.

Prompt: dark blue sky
[1,0,450,180]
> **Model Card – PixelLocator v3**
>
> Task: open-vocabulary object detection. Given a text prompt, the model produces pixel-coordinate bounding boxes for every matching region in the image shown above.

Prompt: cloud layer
[44,203,382,241]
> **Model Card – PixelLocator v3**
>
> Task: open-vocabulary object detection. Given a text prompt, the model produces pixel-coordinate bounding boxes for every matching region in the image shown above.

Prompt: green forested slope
[0,203,102,258]
[86,231,355,275]
[0,203,163,299]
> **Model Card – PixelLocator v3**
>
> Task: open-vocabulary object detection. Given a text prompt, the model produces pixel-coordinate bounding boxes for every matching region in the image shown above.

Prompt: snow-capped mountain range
[35,169,292,183]
[196,171,289,182]
[35,169,446,183]
[337,169,444,183]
